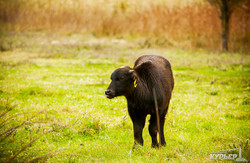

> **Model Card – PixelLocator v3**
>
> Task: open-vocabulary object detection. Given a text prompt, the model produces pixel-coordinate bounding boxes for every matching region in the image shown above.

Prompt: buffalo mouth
[105,94,115,99]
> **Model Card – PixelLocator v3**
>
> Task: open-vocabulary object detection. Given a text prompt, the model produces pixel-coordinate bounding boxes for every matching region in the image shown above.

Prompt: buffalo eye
[117,75,126,81]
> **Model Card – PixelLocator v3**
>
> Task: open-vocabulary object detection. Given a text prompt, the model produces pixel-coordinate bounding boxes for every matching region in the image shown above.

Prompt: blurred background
[0,0,249,53]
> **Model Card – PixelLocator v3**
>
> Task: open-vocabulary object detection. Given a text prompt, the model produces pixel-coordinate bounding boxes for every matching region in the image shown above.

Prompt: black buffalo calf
[105,55,174,148]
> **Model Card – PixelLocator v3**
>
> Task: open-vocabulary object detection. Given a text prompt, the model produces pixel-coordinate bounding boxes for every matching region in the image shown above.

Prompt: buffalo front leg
[131,115,146,149]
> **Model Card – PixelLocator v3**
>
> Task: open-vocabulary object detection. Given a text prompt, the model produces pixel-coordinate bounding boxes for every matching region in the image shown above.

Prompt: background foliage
[0,0,249,52]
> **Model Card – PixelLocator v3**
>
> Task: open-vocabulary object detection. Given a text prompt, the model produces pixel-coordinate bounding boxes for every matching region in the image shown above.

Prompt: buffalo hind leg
[149,114,159,148]
[160,115,166,146]
[160,106,168,146]
[149,112,167,147]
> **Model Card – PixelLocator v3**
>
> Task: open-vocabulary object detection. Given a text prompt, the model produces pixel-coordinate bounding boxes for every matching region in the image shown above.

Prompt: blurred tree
[207,0,248,51]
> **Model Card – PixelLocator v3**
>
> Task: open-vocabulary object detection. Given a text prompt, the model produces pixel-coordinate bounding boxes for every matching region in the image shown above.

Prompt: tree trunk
[220,0,230,51]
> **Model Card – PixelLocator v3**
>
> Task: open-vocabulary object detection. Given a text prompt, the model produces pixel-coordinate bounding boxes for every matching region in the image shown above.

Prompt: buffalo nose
[105,90,111,95]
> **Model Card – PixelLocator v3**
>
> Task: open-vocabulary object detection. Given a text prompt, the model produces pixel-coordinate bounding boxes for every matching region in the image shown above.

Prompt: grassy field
[0,32,249,162]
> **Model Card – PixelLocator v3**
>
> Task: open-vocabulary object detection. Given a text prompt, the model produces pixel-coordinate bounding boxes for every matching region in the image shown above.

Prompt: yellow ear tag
[134,79,137,88]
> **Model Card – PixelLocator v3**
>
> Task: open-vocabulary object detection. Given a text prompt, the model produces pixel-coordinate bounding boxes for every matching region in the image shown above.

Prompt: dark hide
[105,55,174,148]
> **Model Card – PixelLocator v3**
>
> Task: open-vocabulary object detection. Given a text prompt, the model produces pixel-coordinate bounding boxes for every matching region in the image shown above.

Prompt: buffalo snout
[105,89,114,99]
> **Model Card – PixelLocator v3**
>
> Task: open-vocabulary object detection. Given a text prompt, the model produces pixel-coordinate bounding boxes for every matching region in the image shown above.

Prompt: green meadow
[0,32,249,162]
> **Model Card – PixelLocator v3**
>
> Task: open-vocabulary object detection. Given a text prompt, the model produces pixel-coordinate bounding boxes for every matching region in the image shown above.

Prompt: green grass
[0,31,249,162]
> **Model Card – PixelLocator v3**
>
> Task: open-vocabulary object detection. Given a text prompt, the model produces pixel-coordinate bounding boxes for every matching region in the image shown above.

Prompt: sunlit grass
[0,32,249,162]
